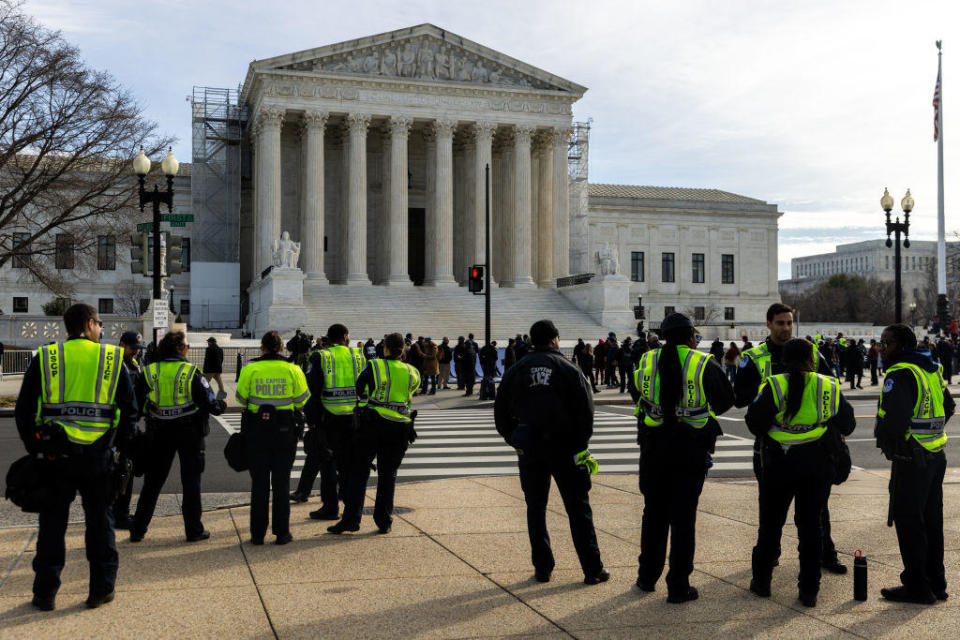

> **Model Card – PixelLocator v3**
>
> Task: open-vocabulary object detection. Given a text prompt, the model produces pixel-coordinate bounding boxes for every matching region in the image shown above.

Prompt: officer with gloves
[494,319,609,586]
[329,332,421,534]
[875,323,953,604]
[628,312,734,603]
[14,303,138,611]
[129,331,226,543]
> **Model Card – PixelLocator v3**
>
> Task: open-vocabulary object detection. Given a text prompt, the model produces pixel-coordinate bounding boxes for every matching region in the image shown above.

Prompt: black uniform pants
[246,428,298,540]
[294,443,338,510]
[637,447,707,592]
[752,444,833,594]
[342,416,408,527]
[112,453,134,523]
[322,414,356,503]
[518,452,603,577]
[34,451,118,600]
[891,449,947,593]
[133,426,205,538]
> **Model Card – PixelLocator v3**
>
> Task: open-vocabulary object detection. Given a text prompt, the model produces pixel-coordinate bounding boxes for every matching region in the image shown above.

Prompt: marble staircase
[298,283,619,341]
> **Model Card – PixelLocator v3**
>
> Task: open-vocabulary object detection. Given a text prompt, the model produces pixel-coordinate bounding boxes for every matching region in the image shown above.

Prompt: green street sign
[161,213,194,223]
[136,222,152,232]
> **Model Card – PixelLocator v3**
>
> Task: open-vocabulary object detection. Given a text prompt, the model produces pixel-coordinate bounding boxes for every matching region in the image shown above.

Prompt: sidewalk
[2,468,960,638]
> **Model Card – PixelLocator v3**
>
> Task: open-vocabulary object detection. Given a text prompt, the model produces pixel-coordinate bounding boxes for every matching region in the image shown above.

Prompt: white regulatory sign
[153,304,169,329]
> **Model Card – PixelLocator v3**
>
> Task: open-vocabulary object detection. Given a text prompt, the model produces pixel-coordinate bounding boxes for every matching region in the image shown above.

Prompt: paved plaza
[1,467,959,639]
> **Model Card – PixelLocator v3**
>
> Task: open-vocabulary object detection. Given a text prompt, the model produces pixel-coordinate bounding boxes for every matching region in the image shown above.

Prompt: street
[0,398,915,496]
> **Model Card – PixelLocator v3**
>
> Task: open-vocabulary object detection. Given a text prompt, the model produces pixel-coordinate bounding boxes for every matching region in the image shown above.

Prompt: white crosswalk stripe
[212,409,756,481]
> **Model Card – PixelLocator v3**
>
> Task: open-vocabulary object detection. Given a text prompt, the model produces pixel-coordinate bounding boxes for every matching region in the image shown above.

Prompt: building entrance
[408,207,425,285]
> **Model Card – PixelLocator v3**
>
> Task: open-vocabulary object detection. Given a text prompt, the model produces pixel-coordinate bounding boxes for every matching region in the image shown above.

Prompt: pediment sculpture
[279,35,557,90]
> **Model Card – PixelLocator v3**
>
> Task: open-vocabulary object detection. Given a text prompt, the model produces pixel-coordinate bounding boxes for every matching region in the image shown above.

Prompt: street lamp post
[882,188,913,324]
[909,302,918,327]
[132,148,179,301]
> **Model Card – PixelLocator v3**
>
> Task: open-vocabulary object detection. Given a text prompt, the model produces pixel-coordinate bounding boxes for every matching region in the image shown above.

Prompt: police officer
[628,312,734,602]
[304,323,366,520]
[746,338,855,607]
[14,303,138,611]
[329,332,421,534]
[129,331,226,543]
[113,330,146,530]
[495,319,609,586]
[236,330,311,545]
[734,302,847,575]
[290,337,333,504]
[875,323,953,603]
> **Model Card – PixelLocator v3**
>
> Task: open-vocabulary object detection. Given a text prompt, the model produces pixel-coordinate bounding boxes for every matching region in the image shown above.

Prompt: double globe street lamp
[882,187,914,324]
[132,147,179,301]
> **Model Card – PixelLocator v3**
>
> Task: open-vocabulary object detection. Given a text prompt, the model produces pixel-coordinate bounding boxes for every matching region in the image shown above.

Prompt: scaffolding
[190,86,245,263]
[568,119,591,182]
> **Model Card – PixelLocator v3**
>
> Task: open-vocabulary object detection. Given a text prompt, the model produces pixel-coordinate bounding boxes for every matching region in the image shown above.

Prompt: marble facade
[241,24,584,300]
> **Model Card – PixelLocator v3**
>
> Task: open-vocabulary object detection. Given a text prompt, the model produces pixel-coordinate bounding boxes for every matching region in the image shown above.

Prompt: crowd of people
[8,300,954,613]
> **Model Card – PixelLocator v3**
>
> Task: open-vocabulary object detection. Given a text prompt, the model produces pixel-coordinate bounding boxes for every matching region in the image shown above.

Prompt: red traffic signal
[468,265,484,293]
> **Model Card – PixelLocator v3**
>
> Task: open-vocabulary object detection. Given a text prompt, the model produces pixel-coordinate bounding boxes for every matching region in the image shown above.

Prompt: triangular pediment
[250,24,585,94]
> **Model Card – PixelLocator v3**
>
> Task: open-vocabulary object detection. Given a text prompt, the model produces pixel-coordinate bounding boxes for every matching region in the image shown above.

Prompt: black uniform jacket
[494,346,594,457]
[626,349,735,449]
[875,349,955,458]
[745,374,856,444]
[135,355,226,425]
[734,337,834,408]
[15,337,139,453]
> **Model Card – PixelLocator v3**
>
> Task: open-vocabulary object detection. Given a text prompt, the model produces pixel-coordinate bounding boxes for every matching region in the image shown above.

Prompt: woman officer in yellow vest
[746,338,855,607]
[628,312,734,603]
[235,331,310,545]
[129,331,226,543]
[328,332,420,534]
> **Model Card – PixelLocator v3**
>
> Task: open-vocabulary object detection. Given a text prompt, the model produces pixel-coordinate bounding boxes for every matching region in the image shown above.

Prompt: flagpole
[936,40,948,328]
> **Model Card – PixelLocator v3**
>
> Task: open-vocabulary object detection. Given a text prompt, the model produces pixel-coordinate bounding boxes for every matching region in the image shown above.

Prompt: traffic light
[165,232,183,275]
[468,265,484,293]
[129,233,148,275]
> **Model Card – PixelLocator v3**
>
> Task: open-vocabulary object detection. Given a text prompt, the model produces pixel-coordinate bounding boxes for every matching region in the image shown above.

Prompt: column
[300,110,328,280]
[472,121,496,283]
[552,127,571,278]
[511,124,536,288]
[345,113,371,284]
[387,116,412,285]
[536,130,555,287]
[426,118,457,286]
[255,106,283,277]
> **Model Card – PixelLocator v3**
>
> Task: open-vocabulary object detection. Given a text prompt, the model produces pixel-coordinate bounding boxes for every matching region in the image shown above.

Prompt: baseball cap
[119,331,145,349]
[207,337,217,343]
[660,312,696,333]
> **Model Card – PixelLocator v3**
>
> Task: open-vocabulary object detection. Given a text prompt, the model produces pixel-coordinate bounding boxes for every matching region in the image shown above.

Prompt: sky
[24,0,960,278]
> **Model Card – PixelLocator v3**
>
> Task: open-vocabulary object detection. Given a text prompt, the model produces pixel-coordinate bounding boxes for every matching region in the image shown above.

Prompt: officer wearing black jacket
[113,330,145,530]
[733,303,846,575]
[130,331,226,543]
[875,324,954,604]
[495,319,609,586]
[14,303,138,611]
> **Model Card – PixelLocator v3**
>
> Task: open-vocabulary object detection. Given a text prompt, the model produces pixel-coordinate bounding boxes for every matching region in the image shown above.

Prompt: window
[721,254,735,284]
[694,306,705,322]
[55,234,74,270]
[692,253,705,283]
[182,238,191,273]
[12,297,27,313]
[661,252,675,283]
[98,298,114,315]
[13,232,30,268]
[97,235,116,270]
[630,251,644,282]
[664,306,675,317]
[179,299,190,315]
[724,306,735,321]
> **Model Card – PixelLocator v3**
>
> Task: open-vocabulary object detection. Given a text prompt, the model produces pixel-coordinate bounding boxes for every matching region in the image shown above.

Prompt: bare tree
[681,303,723,325]
[0,2,172,294]
[113,278,149,317]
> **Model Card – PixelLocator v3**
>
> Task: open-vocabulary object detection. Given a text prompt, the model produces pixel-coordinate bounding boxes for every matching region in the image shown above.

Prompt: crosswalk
[213,409,757,482]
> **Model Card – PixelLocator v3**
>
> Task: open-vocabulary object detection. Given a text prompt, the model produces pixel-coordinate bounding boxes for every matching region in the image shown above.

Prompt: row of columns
[251,107,571,288]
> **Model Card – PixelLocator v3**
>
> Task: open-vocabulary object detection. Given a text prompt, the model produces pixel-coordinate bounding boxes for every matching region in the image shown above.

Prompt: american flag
[934,58,942,142]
